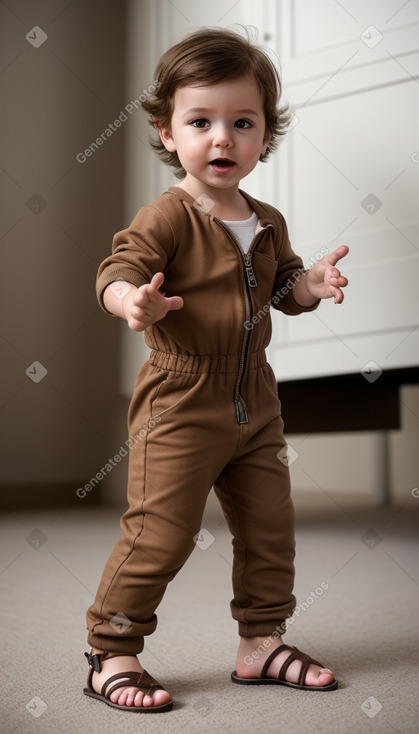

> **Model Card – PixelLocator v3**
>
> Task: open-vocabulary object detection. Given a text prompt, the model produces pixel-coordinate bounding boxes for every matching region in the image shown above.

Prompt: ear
[262,131,272,156]
[158,125,177,153]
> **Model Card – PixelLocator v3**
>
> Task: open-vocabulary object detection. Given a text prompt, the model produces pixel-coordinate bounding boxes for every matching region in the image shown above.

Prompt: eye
[235,119,252,129]
[191,118,210,128]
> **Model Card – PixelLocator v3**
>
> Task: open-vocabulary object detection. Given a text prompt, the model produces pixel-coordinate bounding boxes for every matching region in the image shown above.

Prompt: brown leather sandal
[231,644,338,691]
[83,651,173,712]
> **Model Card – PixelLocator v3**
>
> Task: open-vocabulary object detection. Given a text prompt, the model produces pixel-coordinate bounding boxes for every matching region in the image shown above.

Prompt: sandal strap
[278,646,325,686]
[297,660,311,687]
[292,645,324,671]
[84,649,124,673]
[260,644,326,686]
[260,644,290,679]
[101,669,163,699]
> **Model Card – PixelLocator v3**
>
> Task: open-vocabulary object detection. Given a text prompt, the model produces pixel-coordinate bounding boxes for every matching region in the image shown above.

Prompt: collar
[167,186,274,229]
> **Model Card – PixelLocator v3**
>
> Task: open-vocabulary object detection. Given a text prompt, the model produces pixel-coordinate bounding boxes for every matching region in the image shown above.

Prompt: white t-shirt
[222,211,258,254]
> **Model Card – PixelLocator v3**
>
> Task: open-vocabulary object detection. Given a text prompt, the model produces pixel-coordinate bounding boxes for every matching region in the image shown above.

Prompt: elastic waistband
[148,349,267,374]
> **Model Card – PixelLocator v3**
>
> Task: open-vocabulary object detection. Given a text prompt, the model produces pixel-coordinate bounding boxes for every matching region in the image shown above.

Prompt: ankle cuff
[238,620,287,638]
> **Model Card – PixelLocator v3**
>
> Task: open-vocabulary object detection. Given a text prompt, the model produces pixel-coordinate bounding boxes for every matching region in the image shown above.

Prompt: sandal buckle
[84,650,102,673]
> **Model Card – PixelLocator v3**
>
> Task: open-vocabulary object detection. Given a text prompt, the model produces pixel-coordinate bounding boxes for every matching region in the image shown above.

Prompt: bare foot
[91,654,172,708]
[236,636,335,687]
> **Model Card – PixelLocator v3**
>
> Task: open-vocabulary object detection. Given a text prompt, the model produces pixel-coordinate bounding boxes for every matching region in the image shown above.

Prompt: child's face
[159,75,269,195]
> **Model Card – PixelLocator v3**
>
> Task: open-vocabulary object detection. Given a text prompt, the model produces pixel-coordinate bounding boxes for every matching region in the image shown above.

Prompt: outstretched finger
[326,244,349,267]
[165,295,184,312]
[148,271,165,293]
[331,284,345,304]
[133,272,165,305]
[329,272,349,287]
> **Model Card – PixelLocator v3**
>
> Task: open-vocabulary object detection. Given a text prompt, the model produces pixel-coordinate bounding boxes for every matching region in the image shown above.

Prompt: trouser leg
[86,433,216,653]
[214,412,296,638]
[86,365,237,654]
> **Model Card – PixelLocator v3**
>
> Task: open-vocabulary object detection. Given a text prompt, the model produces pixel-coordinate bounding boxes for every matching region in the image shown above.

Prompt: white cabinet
[266,0,419,380]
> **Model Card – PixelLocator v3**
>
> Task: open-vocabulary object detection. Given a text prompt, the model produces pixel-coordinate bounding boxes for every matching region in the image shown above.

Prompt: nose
[212,122,233,148]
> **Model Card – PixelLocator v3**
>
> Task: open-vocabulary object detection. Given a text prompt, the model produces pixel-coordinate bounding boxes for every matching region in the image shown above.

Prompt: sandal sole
[83,688,174,712]
[230,672,338,691]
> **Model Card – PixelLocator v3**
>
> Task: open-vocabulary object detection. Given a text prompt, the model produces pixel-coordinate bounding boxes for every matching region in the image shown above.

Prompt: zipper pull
[235,398,248,424]
[244,255,258,288]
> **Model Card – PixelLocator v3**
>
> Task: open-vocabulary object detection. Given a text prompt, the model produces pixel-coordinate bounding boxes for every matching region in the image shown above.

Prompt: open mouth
[210,158,236,173]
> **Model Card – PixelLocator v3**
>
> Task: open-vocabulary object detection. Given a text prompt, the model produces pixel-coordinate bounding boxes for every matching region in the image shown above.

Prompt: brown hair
[141,27,291,179]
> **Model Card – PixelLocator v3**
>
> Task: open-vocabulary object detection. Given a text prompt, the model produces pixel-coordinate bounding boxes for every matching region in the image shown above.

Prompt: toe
[142,690,170,708]
[110,686,128,705]
[306,665,335,687]
[149,689,172,708]
[134,690,145,707]
[125,688,137,707]
[317,667,335,685]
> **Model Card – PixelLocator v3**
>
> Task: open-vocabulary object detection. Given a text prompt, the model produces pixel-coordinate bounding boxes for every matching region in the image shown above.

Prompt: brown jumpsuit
[86,186,319,655]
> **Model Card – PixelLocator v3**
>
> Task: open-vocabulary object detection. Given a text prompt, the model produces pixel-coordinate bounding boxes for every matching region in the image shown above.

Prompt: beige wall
[0,1,127,505]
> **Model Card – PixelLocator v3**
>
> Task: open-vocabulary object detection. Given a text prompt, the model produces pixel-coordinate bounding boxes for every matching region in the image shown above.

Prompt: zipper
[244,252,258,288]
[213,218,267,425]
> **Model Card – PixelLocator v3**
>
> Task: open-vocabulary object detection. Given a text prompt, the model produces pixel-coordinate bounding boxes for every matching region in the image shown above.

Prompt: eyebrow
[182,107,260,117]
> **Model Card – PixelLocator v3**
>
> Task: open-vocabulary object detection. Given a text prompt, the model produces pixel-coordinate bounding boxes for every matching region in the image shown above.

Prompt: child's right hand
[122,272,183,332]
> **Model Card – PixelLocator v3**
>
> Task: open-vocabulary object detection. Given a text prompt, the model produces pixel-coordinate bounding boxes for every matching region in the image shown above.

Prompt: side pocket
[150,372,201,419]
[260,363,281,402]
[149,376,168,417]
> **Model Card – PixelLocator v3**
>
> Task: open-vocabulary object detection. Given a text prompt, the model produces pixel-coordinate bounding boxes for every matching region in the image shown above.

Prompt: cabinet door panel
[267,2,419,381]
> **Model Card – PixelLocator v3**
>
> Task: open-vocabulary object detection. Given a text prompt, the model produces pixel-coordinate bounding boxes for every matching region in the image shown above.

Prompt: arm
[271,212,321,315]
[96,202,177,315]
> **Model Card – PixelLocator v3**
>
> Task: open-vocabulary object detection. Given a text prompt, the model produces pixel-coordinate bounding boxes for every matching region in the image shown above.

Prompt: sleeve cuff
[96,268,149,314]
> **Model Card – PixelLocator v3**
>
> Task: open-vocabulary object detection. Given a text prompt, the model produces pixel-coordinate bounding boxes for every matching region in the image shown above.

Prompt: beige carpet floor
[1,490,418,734]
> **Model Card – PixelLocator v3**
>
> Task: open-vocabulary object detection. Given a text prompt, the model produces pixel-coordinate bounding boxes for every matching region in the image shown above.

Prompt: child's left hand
[306,244,349,304]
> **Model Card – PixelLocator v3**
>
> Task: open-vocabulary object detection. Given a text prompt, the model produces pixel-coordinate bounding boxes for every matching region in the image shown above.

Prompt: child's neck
[176,179,253,221]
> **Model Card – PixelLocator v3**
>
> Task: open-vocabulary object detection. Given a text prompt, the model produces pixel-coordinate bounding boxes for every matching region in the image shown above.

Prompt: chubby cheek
[241,140,265,167]
[178,134,207,165]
